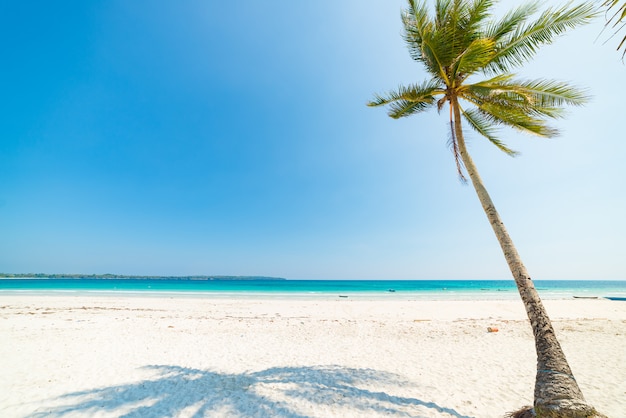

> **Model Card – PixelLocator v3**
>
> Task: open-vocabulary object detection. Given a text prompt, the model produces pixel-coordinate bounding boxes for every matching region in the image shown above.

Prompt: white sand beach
[1,295,625,418]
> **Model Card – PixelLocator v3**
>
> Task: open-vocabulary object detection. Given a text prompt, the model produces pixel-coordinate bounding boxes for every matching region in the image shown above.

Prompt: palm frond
[436,0,464,63]
[368,81,443,119]
[602,0,626,57]
[488,2,597,72]
[453,0,494,55]
[464,77,589,119]
[486,2,540,42]
[450,38,496,79]
[465,0,495,35]
[433,0,493,70]
[434,0,453,28]
[508,79,588,108]
[381,100,431,119]
[473,102,560,137]
[402,0,429,62]
[403,2,452,83]
[462,108,519,155]
[434,0,466,57]
[462,73,516,96]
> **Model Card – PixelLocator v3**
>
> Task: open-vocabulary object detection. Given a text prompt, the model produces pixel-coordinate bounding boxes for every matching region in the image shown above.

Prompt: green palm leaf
[476,101,559,137]
[367,81,442,119]
[450,38,496,79]
[489,2,596,72]
[466,77,588,117]
[402,3,451,83]
[602,0,626,57]
[486,2,540,44]
[464,0,495,37]
[462,108,519,155]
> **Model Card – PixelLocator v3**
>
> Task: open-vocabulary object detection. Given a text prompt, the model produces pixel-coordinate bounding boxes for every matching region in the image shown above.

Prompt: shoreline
[1,295,625,417]
[2,294,626,319]
[2,289,625,302]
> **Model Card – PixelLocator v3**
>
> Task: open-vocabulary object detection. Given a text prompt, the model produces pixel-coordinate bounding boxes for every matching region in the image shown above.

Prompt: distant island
[0,273,286,281]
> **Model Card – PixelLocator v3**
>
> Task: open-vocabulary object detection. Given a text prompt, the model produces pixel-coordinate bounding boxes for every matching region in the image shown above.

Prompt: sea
[1,278,625,301]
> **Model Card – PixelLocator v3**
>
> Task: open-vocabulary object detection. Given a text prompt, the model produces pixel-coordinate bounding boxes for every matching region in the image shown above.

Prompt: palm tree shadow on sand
[27,365,474,418]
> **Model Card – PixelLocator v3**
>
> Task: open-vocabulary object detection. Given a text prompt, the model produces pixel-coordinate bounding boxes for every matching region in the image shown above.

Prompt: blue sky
[1,0,624,280]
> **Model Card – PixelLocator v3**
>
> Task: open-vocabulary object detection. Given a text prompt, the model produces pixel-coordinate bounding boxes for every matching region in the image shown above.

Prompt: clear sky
[1,1,624,280]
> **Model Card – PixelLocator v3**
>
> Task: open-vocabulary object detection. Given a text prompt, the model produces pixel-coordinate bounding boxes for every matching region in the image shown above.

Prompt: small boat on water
[604,296,626,301]
[388,289,395,293]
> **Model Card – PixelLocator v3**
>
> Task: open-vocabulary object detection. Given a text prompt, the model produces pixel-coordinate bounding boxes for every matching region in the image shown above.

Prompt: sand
[1,295,625,418]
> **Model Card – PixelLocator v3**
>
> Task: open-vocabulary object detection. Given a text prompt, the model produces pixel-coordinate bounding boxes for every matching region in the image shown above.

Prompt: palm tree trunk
[450,99,601,417]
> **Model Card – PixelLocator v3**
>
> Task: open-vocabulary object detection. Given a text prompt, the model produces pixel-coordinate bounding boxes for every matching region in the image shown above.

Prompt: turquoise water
[1,278,625,300]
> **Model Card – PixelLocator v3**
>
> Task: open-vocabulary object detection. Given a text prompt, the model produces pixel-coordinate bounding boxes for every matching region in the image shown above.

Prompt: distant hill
[0,273,287,281]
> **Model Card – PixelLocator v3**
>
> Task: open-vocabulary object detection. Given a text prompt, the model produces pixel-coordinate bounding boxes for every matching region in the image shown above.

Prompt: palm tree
[602,0,626,57]
[368,1,605,417]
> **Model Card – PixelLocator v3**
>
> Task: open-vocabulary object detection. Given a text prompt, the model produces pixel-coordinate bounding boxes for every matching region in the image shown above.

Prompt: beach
[1,295,625,418]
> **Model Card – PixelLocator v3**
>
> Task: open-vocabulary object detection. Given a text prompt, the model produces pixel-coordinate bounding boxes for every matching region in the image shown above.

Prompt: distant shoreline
[0,273,286,281]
